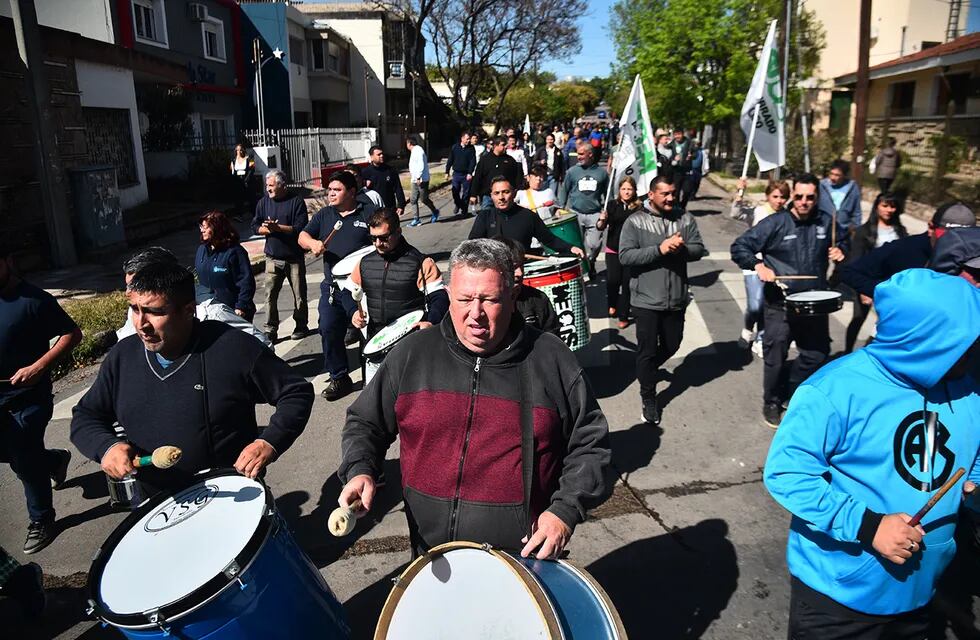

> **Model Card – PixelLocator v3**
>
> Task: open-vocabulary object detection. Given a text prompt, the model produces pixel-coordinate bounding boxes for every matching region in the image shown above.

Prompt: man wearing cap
[838,202,977,303]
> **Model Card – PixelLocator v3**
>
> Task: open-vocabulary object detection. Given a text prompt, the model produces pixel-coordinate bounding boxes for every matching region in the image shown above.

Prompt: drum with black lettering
[524,257,590,351]
[87,469,349,639]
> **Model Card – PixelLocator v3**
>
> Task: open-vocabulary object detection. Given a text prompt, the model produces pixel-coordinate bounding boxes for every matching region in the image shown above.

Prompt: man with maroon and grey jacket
[338,238,610,559]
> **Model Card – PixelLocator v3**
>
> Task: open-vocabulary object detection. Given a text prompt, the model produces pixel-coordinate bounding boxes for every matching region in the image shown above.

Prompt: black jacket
[468,204,575,254]
[731,210,849,302]
[516,285,559,335]
[360,163,406,210]
[70,321,314,492]
[604,199,640,252]
[837,233,932,298]
[339,315,610,553]
[471,152,523,197]
[532,146,566,182]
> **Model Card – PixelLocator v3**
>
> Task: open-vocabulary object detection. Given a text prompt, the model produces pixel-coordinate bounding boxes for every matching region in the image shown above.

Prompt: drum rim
[555,559,629,640]
[87,468,276,629]
[785,290,842,301]
[331,245,375,277]
[363,310,425,356]
[373,541,565,640]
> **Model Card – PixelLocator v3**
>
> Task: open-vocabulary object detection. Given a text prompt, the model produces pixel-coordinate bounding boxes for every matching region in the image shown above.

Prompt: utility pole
[10,0,77,266]
[851,0,872,183]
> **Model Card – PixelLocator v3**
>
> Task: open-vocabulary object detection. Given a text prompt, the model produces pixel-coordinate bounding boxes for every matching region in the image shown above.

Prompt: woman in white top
[734,179,790,357]
[515,165,557,249]
[842,192,907,353]
[229,144,255,219]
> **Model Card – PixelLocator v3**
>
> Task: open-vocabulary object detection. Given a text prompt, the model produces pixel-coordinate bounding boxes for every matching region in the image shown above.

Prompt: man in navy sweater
[71,263,313,496]
[251,169,310,343]
[446,131,476,216]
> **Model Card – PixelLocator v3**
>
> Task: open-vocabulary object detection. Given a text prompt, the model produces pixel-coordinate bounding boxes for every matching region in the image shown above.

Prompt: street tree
[610,0,823,129]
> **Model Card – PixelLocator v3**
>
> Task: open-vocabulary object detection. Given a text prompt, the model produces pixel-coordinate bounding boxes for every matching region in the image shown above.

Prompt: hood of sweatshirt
[865,268,980,389]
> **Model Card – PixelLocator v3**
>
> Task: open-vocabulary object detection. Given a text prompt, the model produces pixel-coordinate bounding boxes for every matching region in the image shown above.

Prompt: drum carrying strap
[519,361,534,533]
[200,354,216,467]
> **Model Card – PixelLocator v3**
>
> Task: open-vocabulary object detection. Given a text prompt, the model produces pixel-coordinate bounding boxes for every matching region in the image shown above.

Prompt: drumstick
[831,210,837,248]
[774,275,818,280]
[908,467,965,527]
[323,220,343,246]
[524,254,548,261]
[132,445,183,469]
[328,499,362,537]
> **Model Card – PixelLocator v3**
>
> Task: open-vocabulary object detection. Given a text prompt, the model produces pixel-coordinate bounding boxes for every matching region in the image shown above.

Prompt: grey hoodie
[619,204,706,310]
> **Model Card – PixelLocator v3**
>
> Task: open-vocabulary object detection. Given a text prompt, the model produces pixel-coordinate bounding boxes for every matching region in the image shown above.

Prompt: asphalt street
[1,180,976,639]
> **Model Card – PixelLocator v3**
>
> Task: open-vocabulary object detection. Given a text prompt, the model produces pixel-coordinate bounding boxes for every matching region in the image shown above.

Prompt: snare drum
[362,310,425,383]
[375,541,626,639]
[332,245,375,291]
[87,469,350,639]
[524,257,590,351]
[784,290,843,317]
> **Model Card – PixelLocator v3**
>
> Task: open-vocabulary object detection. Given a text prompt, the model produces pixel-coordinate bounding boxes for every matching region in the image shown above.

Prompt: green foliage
[52,293,129,380]
[610,0,824,128]
[784,129,849,175]
[488,82,600,126]
[928,134,968,174]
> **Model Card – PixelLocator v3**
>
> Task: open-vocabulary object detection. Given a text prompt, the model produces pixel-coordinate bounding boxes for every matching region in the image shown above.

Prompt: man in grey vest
[348,208,449,380]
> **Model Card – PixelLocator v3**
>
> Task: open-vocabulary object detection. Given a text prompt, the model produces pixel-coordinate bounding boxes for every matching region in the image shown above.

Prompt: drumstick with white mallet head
[314,220,344,255]
[132,445,183,469]
[328,499,363,537]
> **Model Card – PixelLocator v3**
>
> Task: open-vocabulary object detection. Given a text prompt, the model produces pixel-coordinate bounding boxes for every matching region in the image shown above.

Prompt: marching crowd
[0,119,977,640]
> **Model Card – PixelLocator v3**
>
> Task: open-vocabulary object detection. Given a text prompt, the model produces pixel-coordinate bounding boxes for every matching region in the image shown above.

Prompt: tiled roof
[836,32,980,82]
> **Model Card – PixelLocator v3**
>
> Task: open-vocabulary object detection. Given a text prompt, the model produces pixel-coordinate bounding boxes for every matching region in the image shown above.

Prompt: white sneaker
[738,328,754,349]
[751,340,764,358]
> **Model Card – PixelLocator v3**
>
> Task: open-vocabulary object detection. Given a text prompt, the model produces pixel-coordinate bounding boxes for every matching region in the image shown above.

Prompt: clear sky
[969,5,980,35]
[540,0,619,80]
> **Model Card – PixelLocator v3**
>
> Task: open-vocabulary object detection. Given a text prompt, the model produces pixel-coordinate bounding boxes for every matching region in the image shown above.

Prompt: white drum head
[364,310,425,356]
[378,545,561,639]
[785,290,841,302]
[99,475,267,615]
[332,245,375,280]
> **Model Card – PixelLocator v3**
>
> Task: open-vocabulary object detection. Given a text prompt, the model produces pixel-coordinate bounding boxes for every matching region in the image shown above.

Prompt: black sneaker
[265,330,278,344]
[763,403,782,429]
[321,375,353,401]
[4,562,45,616]
[289,327,309,340]
[23,521,55,555]
[641,401,661,426]
[50,448,71,490]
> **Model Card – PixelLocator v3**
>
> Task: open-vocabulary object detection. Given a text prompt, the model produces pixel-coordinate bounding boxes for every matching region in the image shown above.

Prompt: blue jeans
[743,273,765,336]
[450,173,470,211]
[0,388,57,523]
[318,281,357,377]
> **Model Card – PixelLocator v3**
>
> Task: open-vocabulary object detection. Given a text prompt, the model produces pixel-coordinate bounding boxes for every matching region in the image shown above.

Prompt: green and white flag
[610,75,658,196]
[740,20,785,172]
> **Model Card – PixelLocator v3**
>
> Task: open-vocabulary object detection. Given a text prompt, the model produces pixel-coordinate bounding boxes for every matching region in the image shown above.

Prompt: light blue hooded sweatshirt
[764,268,980,615]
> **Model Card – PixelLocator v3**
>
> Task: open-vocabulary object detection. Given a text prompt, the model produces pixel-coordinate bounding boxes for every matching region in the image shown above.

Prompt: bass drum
[375,541,626,639]
[87,469,350,639]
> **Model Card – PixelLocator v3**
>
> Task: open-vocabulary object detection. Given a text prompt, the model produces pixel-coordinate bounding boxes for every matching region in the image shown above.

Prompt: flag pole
[796,0,811,172]
[738,102,762,199]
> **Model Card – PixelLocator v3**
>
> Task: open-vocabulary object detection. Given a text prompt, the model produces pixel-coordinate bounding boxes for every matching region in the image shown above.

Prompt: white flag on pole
[610,75,659,196]
[524,113,531,137]
[740,20,785,172]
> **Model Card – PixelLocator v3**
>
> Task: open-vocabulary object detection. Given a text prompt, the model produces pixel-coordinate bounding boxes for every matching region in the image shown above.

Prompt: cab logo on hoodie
[892,411,955,491]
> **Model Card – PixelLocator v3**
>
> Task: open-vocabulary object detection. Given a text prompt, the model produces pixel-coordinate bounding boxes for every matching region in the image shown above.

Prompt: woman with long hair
[843,192,907,353]
[229,144,255,219]
[597,175,642,329]
[195,210,256,321]
[738,180,790,357]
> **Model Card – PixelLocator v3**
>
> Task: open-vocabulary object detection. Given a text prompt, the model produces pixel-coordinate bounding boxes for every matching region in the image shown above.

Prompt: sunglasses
[793,194,817,201]
[371,232,395,243]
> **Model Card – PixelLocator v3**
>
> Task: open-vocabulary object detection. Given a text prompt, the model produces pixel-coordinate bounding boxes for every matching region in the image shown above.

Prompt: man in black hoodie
[71,263,313,496]
[338,239,609,559]
[470,136,523,208]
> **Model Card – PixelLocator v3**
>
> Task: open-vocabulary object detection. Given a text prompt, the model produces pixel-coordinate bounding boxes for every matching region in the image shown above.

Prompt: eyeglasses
[793,194,817,202]
[371,232,394,243]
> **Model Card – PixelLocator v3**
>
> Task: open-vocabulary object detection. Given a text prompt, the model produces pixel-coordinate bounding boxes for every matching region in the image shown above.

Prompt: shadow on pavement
[689,268,722,289]
[587,519,739,639]
[585,348,640,400]
[59,470,110,500]
[1,574,120,640]
[343,564,407,639]
[658,341,752,410]
[276,458,405,570]
[609,422,663,477]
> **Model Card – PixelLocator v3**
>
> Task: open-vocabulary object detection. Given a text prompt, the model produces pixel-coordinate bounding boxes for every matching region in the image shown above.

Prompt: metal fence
[242,127,377,188]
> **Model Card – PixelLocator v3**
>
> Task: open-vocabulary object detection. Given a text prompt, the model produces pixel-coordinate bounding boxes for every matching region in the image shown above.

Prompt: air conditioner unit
[389,62,404,79]
[188,2,208,22]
